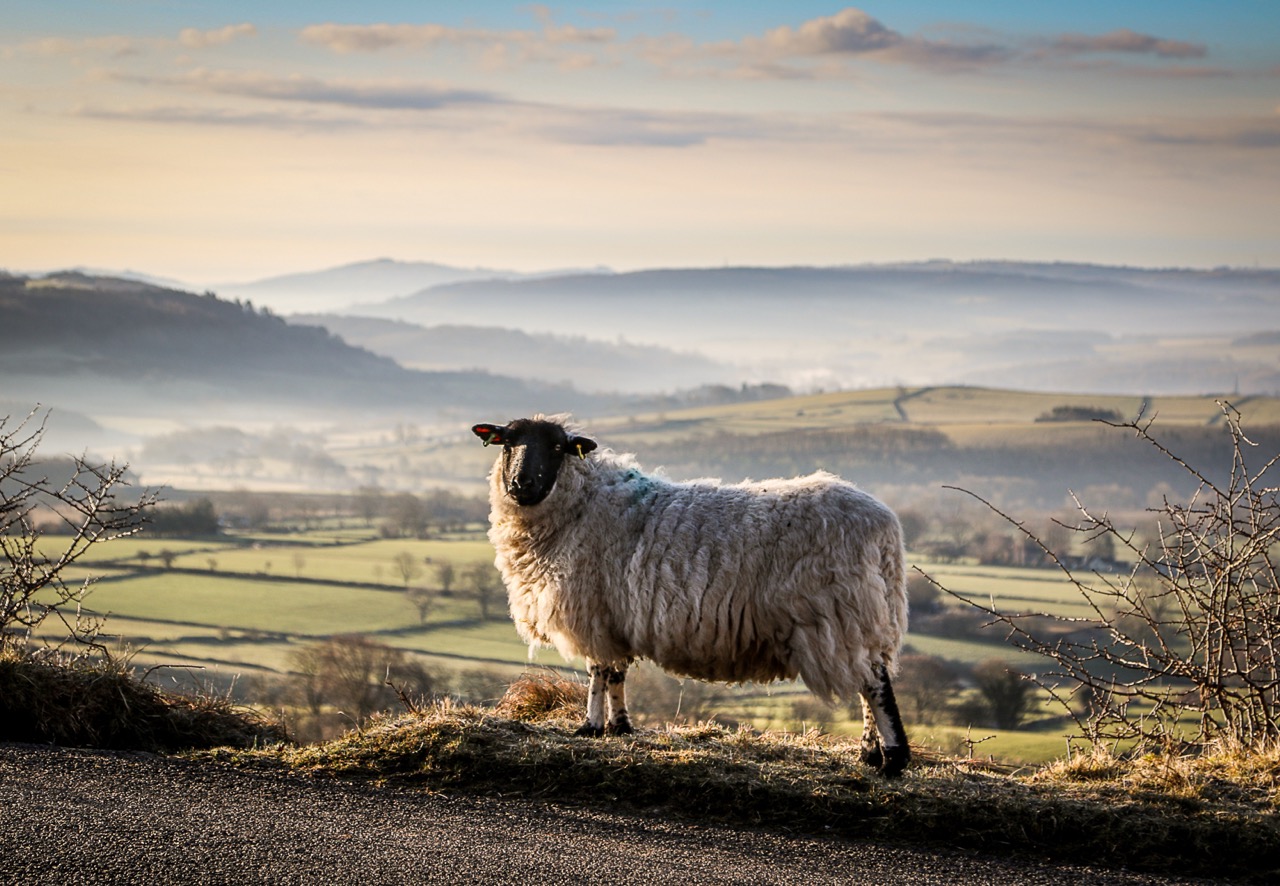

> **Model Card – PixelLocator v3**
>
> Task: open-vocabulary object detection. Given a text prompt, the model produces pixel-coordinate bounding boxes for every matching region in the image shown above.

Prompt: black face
[472,419,597,507]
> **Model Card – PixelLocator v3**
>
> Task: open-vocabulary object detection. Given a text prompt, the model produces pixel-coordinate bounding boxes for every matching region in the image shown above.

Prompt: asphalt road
[0,743,1220,885]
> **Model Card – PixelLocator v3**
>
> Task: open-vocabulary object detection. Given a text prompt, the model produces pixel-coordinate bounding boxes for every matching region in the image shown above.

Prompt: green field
[36,523,1093,764]
[33,384,1272,761]
[595,386,1280,443]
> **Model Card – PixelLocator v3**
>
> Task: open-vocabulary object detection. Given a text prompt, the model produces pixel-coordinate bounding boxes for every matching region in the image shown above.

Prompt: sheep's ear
[472,423,508,446]
[569,435,597,459]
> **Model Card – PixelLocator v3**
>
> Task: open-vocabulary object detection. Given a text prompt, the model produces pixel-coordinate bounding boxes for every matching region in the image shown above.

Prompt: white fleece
[486,436,908,703]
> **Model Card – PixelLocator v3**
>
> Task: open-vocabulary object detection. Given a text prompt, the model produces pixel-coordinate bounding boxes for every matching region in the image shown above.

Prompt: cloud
[299,23,457,53]
[536,107,779,148]
[76,104,356,130]
[746,8,903,56]
[178,24,257,49]
[14,35,141,59]
[112,68,510,112]
[1051,28,1206,59]
[666,7,1011,76]
[299,13,615,68]
[11,24,256,58]
[643,9,1220,80]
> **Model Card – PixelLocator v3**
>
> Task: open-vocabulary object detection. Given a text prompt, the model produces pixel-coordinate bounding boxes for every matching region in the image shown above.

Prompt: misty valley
[3,261,1280,761]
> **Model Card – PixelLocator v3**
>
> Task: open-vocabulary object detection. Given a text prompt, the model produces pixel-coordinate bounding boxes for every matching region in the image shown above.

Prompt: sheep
[472,415,911,776]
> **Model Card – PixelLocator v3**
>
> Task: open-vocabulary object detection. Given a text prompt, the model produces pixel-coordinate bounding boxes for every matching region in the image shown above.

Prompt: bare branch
[928,407,1280,753]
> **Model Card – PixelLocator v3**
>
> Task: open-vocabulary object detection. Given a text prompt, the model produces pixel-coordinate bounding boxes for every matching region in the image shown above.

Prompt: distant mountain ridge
[287,314,738,394]
[0,272,597,424]
[215,258,609,315]
[350,261,1280,395]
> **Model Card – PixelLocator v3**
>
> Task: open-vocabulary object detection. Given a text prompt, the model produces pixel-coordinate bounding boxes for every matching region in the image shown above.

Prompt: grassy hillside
[26,383,1279,762]
[569,386,1280,510]
[214,695,1280,884]
[0,272,599,424]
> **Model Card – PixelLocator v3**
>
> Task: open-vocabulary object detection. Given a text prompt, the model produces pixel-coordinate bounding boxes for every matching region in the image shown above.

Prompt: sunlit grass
[74,573,420,635]
[205,693,1280,884]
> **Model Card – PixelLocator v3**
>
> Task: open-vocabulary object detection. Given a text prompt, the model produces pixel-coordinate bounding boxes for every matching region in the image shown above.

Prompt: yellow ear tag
[576,444,585,460]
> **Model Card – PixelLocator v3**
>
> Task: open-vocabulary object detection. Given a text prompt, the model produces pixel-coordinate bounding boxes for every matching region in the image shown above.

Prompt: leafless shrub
[929,403,1279,753]
[289,634,435,723]
[1,407,155,654]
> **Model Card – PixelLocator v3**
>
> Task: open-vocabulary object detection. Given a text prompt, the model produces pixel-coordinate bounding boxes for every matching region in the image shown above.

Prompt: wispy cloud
[642,8,1220,80]
[76,103,355,130]
[111,68,510,112]
[13,35,143,59]
[744,8,903,56]
[178,24,257,50]
[298,23,460,53]
[299,11,616,71]
[12,23,257,58]
[1050,28,1206,60]
[654,7,1011,77]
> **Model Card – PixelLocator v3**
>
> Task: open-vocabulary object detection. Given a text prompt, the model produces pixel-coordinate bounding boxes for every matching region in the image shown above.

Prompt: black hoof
[574,723,605,738]
[879,744,910,778]
[860,744,884,769]
[606,717,634,736]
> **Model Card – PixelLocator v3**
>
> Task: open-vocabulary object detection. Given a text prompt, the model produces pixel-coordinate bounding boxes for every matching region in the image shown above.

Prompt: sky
[3,2,1279,285]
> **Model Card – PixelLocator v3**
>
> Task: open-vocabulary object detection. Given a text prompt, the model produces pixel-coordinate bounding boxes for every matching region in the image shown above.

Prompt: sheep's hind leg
[859,661,910,777]
[603,662,633,735]
[575,661,608,737]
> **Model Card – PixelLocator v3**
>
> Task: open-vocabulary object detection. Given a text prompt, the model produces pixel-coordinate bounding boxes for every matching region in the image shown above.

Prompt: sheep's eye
[553,444,563,453]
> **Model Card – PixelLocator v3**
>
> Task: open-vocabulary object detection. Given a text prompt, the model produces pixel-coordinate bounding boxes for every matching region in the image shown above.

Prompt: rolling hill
[351,261,1280,396]
[215,258,606,315]
[0,272,600,430]
[286,314,739,394]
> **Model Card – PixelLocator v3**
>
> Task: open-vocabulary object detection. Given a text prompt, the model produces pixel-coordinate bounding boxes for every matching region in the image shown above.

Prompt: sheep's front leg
[603,661,633,735]
[859,661,910,777]
[574,660,633,737]
[575,660,608,737]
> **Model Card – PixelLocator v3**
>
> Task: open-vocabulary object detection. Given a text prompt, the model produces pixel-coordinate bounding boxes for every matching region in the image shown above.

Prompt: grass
[600,387,1279,442]
[7,646,1275,881]
[919,561,1098,619]
[72,573,421,635]
[204,677,1280,884]
[0,646,282,752]
[43,529,1088,760]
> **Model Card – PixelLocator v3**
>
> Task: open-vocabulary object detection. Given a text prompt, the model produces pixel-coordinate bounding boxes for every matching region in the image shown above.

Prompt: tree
[895,653,959,723]
[896,508,927,550]
[937,403,1280,752]
[972,659,1033,730]
[392,551,422,588]
[434,560,455,595]
[406,586,437,625]
[905,573,941,614]
[353,486,383,527]
[383,492,426,538]
[148,498,219,536]
[1,407,155,652]
[289,634,433,721]
[465,563,503,620]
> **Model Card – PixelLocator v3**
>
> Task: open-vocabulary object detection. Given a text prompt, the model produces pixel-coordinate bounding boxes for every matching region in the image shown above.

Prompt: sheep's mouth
[507,485,551,507]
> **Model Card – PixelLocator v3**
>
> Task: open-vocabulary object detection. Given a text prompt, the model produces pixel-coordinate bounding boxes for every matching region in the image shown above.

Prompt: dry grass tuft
[493,669,587,723]
[1035,743,1280,811]
[0,647,285,752]
[213,701,1280,883]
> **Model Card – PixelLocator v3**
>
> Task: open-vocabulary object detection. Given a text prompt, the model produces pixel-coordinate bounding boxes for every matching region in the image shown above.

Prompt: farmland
[53,521,1090,763]
[31,385,1280,763]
